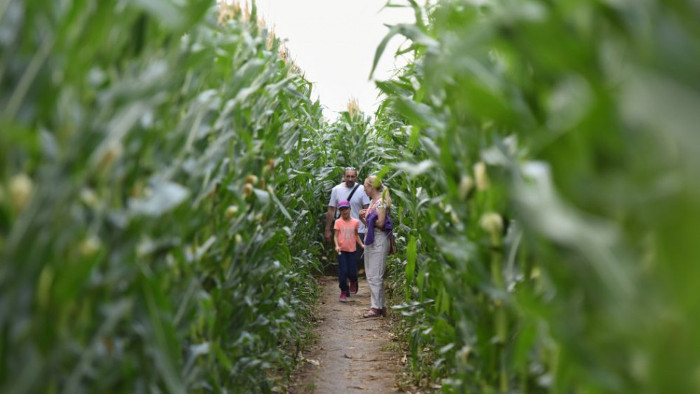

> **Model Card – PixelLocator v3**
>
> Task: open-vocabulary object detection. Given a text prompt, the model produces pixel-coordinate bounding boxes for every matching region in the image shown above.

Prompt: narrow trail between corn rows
[289,276,401,393]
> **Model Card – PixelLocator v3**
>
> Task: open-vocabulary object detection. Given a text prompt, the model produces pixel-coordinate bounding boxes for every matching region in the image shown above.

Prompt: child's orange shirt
[334,217,359,252]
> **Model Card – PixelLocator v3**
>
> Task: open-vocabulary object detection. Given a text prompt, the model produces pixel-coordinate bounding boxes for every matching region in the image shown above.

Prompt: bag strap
[346,183,360,203]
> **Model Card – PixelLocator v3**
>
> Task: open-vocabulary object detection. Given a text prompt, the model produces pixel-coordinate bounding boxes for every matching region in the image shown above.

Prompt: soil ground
[289,276,402,393]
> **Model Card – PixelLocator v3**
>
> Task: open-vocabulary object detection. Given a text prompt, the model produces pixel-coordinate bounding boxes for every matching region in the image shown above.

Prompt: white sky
[250,0,417,119]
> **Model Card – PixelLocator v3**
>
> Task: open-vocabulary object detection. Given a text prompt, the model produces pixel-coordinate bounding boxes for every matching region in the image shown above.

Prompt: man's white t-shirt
[329,183,370,234]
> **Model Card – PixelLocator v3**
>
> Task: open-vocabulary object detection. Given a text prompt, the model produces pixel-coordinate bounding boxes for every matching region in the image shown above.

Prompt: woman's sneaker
[339,291,347,302]
[349,281,358,294]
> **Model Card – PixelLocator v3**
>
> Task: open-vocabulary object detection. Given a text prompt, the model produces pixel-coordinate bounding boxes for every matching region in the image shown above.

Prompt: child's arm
[355,224,364,249]
[334,229,341,254]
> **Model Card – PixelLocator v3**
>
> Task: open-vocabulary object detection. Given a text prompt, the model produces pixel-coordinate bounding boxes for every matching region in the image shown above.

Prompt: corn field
[2,0,700,393]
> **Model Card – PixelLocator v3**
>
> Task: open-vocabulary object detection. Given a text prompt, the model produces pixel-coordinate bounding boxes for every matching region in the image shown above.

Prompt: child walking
[334,200,364,302]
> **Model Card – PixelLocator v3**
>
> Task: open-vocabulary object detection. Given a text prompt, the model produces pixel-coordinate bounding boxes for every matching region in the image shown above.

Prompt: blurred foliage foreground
[0,0,334,392]
[368,0,700,393]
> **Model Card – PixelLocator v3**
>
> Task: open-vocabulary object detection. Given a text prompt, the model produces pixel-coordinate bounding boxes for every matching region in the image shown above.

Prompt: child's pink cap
[338,200,350,209]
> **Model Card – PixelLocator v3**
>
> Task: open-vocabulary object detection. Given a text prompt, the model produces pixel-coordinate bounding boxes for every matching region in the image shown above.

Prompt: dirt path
[289,276,401,393]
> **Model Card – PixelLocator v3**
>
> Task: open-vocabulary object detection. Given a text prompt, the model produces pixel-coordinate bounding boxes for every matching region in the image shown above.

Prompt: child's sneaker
[349,281,358,294]
[339,291,347,302]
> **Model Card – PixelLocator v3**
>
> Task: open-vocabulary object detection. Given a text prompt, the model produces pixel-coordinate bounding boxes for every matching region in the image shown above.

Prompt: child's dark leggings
[338,251,358,292]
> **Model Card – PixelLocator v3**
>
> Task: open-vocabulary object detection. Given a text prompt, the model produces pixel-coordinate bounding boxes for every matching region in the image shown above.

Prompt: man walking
[325,167,370,293]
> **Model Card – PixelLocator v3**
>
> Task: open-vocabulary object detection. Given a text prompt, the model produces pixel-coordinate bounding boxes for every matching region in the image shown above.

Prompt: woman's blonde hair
[365,175,391,207]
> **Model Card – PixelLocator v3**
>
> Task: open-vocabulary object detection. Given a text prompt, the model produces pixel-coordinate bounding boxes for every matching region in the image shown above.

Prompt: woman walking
[359,175,393,318]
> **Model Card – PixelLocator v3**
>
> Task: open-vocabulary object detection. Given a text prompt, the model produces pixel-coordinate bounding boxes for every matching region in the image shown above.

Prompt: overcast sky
[250,0,417,119]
